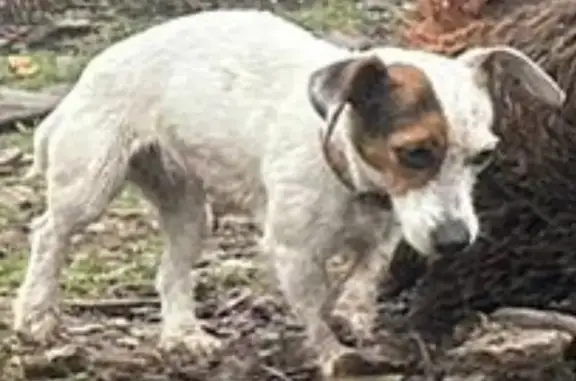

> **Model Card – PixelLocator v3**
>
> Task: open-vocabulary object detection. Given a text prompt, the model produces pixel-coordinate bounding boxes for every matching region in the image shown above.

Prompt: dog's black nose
[432,219,471,256]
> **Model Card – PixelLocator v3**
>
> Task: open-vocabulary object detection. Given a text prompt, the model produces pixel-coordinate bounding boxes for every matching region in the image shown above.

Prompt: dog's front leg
[269,240,355,375]
[332,228,403,346]
[263,192,357,377]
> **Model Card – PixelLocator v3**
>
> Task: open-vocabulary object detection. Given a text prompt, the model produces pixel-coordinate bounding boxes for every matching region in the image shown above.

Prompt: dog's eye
[395,147,436,170]
[467,149,494,167]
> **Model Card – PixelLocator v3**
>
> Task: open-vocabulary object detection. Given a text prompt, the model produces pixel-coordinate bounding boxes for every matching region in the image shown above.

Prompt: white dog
[14,9,564,377]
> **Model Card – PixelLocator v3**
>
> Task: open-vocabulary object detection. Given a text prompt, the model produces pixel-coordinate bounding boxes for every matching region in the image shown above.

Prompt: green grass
[64,237,161,298]
[0,51,88,90]
[287,0,367,33]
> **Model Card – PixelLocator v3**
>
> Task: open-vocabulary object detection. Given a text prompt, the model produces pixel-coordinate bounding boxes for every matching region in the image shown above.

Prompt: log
[0,19,93,49]
[0,84,70,130]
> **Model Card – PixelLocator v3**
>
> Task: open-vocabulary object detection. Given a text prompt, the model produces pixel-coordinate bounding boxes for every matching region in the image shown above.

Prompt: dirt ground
[1,1,576,381]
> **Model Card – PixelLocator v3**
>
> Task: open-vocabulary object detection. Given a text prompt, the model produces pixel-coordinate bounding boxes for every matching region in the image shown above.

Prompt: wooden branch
[491,306,576,336]
[64,297,160,312]
[0,85,71,130]
[0,19,93,49]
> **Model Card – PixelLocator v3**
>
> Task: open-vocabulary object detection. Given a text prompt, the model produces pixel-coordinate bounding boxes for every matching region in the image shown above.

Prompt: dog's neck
[320,130,392,209]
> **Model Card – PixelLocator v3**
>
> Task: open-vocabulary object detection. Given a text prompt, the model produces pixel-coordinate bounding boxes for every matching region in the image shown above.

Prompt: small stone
[108,317,130,330]
[45,343,80,361]
[68,323,105,335]
[332,350,396,378]
[71,233,83,244]
[86,221,108,233]
[364,0,391,11]
[325,30,374,51]
[20,153,33,164]
[116,336,141,348]
[129,327,153,338]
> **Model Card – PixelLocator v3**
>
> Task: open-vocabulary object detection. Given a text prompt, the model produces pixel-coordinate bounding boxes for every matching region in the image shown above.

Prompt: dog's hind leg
[128,144,221,356]
[13,125,129,341]
[23,106,63,180]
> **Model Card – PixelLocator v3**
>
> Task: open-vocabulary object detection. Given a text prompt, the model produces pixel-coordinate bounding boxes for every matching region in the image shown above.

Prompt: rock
[445,325,574,376]
[324,30,374,50]
[86,221,108,233]
[116,336,141,348]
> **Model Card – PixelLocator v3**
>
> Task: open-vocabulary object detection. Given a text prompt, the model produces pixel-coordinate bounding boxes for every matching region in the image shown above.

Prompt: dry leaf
[7,55,39,77]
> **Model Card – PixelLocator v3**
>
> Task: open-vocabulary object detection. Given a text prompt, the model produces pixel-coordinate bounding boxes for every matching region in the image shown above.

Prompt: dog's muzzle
[431,219,471,256]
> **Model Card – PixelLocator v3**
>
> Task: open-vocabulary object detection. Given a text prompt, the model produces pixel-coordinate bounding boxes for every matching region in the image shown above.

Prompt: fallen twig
[0,85,71,130]
[64,297,160,311]
[261,364,294,381]
[491,306,576,336]
[22,18,93,47]
[214,288,252,317]
[410,331,440,381]
[0,19,93,49]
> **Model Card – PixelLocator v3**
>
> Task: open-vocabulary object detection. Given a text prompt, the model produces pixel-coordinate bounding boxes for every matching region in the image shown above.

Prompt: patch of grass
[0,128,34,151]
[0,203,163,299]
[0,130,162,298]
[64,236,162,298]
[0,51,89,90]
[0,255,27,295]
[201,260,270,294]
[287,0,367,33]
[0,15,163,90]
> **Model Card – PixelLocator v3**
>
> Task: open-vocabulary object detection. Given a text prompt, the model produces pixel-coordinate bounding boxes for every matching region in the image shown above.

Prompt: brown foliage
[401,0,488,55]
[400,0,544,54]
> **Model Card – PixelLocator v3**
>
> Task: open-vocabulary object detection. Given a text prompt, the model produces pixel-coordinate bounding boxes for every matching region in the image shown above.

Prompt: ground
[0,1,575,381]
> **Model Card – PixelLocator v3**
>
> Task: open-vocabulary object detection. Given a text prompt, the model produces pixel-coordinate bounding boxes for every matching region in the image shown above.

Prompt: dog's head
[308,45,564,257]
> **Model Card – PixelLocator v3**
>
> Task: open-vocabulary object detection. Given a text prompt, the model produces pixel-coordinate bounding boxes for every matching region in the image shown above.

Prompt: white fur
[13,9,546,375]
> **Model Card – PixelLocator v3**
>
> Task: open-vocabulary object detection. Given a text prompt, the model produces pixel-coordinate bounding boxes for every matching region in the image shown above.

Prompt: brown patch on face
[350,64,449,196]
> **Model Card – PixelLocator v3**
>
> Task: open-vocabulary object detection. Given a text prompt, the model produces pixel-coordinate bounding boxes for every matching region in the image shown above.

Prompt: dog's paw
[159,326,223,358]
[12,304,61,343]
[317,341,353,379]
[318,342,387,379]
[331,302,377,346]
[319,343,393,379]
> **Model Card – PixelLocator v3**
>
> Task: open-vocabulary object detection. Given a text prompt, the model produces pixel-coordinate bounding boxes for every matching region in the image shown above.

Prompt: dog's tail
[24,107,63,180]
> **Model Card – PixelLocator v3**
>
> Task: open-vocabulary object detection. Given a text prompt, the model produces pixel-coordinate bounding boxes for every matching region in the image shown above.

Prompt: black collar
[320,129,392,210]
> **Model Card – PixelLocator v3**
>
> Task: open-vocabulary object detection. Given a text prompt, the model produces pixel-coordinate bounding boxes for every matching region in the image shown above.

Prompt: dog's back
[72,8,346,143]
[30,10,348,214]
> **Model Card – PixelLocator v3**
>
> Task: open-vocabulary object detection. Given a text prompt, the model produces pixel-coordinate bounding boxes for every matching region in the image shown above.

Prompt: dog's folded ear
[308,56,390,122]
[457,45,566,108]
